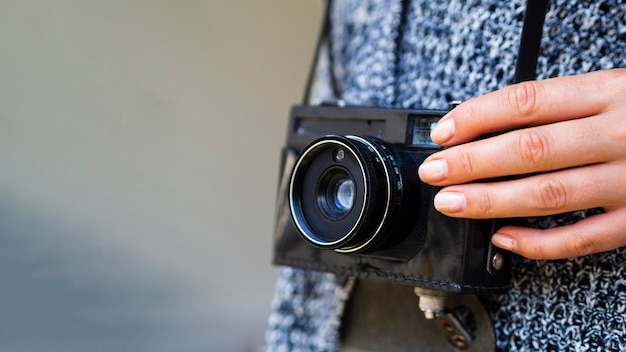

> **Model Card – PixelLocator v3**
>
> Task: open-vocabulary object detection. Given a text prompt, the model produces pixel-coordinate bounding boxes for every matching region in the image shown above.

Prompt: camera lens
[318,167,356,218]
[289,135,402,253]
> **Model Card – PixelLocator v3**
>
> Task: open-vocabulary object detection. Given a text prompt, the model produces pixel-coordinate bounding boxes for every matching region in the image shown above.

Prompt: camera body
[273,105,510,294]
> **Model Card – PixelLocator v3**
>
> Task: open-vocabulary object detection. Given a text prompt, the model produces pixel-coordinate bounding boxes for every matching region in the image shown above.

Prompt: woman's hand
[418,68,626,260]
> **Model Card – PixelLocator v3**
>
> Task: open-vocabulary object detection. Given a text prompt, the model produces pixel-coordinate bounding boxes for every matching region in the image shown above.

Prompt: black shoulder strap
[514,0,550,83]
[302,0,335,105]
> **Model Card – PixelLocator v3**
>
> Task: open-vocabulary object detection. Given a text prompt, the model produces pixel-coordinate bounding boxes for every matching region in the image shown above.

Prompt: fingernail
[491,233,518,251]
[418,159,448,182]
[434,192,466,213]
[431,118,455,144]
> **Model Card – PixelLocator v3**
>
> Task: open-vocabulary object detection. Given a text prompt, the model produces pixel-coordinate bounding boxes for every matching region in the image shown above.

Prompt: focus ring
[288,135,401,253]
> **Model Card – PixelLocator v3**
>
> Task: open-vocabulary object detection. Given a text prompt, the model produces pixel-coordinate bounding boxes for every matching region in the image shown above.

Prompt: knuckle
[461,100,481,125]
[533,178,568,211]
[455,149,476,177]
[506,81,543,118]
[474,191,495,217]
[567,232,597,257]
[517,131,551,167]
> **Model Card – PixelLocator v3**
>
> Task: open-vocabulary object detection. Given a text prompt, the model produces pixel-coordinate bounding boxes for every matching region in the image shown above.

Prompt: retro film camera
[272,104,511,317]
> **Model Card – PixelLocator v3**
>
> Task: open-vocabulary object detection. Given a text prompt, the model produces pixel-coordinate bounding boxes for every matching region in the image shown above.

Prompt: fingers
[420,113,617,186]
[431,161,626,219]
[490,208,626,260]
[417,69,626,260]
[431,69,626,146]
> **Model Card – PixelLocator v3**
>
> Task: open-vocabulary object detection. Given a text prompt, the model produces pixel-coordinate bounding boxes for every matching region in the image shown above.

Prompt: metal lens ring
[289,135,399,253]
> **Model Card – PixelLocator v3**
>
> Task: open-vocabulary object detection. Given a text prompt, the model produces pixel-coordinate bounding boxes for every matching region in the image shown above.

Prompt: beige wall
[0,1,322,350]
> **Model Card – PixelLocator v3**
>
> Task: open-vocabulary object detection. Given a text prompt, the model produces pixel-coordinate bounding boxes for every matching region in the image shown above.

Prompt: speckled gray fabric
[395,0,525,109]
[329,0,403,107]
[266,268,354,352]
[266,0,626,351]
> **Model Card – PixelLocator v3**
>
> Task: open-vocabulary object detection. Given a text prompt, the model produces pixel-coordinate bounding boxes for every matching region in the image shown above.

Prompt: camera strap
[514,0,550,83]
[301,0,336,105]
[304,0,550,104]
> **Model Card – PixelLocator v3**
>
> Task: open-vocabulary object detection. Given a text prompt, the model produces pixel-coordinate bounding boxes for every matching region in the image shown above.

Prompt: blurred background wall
[0,1,322,351]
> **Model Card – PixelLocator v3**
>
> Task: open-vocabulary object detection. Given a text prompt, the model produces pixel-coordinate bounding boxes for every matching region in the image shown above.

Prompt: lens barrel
[289,135,402,253]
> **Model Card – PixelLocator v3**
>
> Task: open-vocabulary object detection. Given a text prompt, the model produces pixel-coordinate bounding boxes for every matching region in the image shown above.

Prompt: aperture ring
[288,135,402,253]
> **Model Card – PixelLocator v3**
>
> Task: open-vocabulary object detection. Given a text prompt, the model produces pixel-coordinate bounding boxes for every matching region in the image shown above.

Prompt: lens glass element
[317,167,356,220]
[334,178,355,211]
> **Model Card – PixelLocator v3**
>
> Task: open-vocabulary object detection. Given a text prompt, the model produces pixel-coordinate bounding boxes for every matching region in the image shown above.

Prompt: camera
[273,104,511,297]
